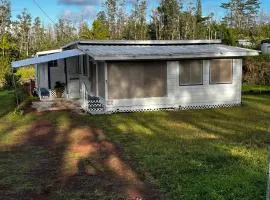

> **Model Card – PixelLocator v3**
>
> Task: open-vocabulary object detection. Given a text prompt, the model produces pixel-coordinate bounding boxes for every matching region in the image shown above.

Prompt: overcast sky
[10,0,270,25]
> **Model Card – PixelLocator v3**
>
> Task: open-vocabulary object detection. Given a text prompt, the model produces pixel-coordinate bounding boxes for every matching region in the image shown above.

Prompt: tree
[55,18,77,46]
[16,9,32,56]
[0,0,11,36]
[104,0,118,38]
[195,0,202,22]
[221,0,260,29]
[79,23,92,39]
[124,0,147,39]
[244,0,260,27]
[31,17,45,52]
[158,0,181,39]
[0,33,10,55]
[91,12,110,40]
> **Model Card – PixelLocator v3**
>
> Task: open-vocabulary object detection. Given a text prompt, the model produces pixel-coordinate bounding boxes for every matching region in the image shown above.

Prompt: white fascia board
[36,49,62,57]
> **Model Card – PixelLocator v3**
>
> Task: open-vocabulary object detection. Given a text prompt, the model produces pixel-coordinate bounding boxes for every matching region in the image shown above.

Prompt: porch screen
[107,61,167,99]
[179,60,203,85]
[210,59,232,84]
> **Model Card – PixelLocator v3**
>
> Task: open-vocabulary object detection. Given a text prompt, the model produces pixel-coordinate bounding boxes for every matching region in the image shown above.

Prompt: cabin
[12,40,258,114]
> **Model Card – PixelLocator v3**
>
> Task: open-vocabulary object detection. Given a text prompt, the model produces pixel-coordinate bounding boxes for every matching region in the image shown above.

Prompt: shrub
[3,71,21,90]
[16,67,35,83]
[0,56,11,87]
[243,55,270,85]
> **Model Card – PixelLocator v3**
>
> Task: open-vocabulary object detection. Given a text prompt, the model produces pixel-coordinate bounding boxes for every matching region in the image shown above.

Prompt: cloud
[62,6,97,21]
[58,0,100,6]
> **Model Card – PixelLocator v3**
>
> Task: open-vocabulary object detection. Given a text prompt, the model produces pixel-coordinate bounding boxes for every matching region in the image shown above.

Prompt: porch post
[64,58,68,96]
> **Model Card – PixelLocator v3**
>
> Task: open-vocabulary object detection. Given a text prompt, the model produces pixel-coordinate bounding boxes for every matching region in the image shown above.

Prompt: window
[108,61,167,99]
[48,60,57,68]
[210,59,232,84]
[82,55,88,76]
[179,60,203,85]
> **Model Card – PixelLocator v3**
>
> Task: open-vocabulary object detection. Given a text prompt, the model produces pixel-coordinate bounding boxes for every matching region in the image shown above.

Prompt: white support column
[96,62,99,96]
[104,62,108,112]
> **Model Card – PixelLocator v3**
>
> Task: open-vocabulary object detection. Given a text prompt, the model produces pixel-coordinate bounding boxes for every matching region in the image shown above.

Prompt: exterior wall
[105,59,242,112]
[50,59,66,89]
[167,59,242,107]
[36,63,48,89]
[97,61,106,98]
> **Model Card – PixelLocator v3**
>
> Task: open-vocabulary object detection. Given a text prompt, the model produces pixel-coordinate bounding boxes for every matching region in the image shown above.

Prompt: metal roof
[12,49,83,68]
[78,44,259,61]
[62,40,222,49]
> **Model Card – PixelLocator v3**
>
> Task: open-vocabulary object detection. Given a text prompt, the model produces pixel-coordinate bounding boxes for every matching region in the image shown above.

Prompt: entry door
[68,78,80,98]
[67,57,80,98]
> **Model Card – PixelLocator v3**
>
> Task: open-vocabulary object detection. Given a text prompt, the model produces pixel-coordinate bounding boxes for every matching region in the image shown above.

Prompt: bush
[0,56,11,87]
[16,67,35,83]
[243,54,270,85]
[3,71,21,90]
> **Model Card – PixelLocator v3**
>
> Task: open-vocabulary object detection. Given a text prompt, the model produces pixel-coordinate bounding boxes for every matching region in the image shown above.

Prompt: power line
[32,0,75,39]
[32,0,56,25]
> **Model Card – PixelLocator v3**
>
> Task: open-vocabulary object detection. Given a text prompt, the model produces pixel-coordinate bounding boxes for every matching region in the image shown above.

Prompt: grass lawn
[242,84,270,94]
[0,89,270,199]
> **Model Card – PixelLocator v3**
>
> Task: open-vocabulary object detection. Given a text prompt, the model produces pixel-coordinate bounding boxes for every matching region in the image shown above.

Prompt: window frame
[48,60,57,68]
[209,59,233,85]
[179,60,203,86]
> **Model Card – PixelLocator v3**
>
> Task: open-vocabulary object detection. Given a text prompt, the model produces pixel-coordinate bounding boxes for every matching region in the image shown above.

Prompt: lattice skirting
[106,103,242,114]
[50,90,65,98]
[179,103,241,110]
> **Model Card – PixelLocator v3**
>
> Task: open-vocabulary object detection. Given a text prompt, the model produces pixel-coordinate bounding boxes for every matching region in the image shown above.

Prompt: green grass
[0,89,15,116]
[242,84,270,94]
[0,89,270,199]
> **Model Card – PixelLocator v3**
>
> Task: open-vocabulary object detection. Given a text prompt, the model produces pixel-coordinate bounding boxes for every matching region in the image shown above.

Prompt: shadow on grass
[84,95,270,199]
[0,111,162,200]
[1,94,270,200]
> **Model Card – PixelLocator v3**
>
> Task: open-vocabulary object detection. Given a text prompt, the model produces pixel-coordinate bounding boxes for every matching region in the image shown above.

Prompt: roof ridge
[62,40,222,49]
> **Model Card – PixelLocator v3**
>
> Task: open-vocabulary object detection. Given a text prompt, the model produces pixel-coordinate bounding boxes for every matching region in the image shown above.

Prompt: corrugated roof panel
[12,49,84,68]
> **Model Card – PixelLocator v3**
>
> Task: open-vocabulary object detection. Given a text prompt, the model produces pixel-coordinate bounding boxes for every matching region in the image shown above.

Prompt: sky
[10,0,270,25]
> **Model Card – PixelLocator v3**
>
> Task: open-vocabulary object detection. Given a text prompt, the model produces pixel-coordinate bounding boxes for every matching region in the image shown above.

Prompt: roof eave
[91,51,259,61]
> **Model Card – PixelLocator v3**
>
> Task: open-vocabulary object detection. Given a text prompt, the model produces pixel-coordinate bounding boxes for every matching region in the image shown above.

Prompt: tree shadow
[0,111,163,200]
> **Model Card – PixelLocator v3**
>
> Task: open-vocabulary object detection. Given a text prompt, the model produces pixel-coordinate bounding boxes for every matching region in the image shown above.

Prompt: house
[12,40,259,114]
[261,39,270,54]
